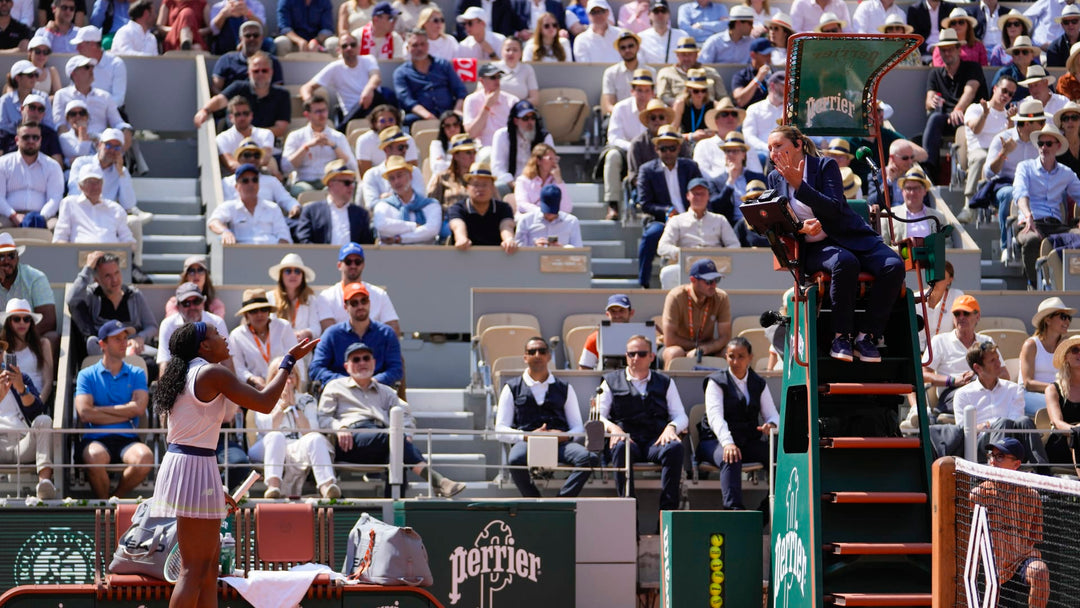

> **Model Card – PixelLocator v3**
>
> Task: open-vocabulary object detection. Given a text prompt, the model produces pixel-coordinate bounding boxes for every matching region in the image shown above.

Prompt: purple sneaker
[854,335,882,363]
[830,336,853,362]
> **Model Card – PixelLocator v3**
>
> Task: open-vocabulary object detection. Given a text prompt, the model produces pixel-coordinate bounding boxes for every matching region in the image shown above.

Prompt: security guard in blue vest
[595,334,687,511]
[494,337,598,496]
[699,337,778,509]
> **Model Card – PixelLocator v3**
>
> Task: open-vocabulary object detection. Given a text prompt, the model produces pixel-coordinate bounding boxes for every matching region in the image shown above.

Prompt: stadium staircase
[132,177,205,284]
[771,281,936,605]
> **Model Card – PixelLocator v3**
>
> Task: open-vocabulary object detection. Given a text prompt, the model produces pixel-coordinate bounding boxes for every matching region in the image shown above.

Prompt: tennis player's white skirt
[149,447,226,519]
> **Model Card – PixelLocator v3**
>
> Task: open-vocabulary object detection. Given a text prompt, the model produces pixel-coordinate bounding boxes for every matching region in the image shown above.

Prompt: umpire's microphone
[584,387,606,452]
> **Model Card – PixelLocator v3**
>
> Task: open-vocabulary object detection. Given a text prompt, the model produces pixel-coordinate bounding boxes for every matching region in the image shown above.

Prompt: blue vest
[506,375,570,432]
[604,370,672,445]
[700,370,766,445]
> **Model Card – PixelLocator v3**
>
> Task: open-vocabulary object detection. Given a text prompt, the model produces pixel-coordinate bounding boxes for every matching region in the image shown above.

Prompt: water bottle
[219,532,236,576]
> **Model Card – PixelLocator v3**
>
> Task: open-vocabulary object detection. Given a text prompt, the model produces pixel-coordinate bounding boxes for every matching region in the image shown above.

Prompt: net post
[932,456,957,608]
[963,406,978,462]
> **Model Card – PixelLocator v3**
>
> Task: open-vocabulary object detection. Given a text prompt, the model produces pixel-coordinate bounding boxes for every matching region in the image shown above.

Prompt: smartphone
[4,353,14,370]
[548,235,558,246]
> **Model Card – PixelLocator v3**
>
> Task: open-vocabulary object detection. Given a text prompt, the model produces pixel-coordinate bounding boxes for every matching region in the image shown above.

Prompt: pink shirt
[512,176,572,215]
[931,42,989,67]
[462,89,519,147]
[618,0,651,33]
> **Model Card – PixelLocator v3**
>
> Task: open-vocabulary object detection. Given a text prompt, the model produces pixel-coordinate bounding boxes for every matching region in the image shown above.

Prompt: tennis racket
[163,471,262,584]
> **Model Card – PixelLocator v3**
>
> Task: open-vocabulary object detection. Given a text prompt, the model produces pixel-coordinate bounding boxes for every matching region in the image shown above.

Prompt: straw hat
[235,288,274,317]
[997,9,1032,34]
[932,28,964,47]
[1012,98,1047,122]
[463,161,496,183]
[896,167,933,190]
[703,97,745,131]
[612,29,640,51]
[1019,64,1055,87]
[684,68,712,90]
[823,138,854,160]
[765,12,794,34]
[0,234,25,257]
[742,180,766,202]
[0,298,41,325]
[268,252,316,283]
[377,125,409,150]
[1066,41,1080,74]
[381,155,412,178]
[322,158,356,185]
[1008,35,1039,56]
[941,7,977,31]
[840,167,861,199]
[673,36,699,53]
[1054,101,1080,129]
[1031,123,1070,154]
[1052,335,1080,369]
[717,131,749,151]
[815,11,846,32]
[651,125,682,146]
[638,98,675,127]
[630,68,655,87]
[448,133,478,154]
[1032,296,1077,328]
[878,14,914,34]
[1054,3,1080,24]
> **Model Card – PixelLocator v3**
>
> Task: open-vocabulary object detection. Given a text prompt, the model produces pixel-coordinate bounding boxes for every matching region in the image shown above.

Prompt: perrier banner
[784,34,922,137]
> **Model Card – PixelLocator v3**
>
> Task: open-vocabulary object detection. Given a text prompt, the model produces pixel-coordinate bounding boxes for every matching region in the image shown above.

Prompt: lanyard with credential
[250,328,271,365]
[686,286,709,345]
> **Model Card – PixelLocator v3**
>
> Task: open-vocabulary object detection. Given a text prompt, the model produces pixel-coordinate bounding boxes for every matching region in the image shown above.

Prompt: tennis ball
[710,582,722,595]
[711,570,724,584]
[710,534,724,547]
[709,595,723,607]
[710,558,723,571]
[709,546,722,559]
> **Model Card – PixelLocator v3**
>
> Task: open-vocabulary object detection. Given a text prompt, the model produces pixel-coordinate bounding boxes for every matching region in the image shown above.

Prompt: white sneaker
[35,478,56,500]
[263,486,282,499]
[956,206,974,224]
[320,483,341,499]
[1000,249,1009,264]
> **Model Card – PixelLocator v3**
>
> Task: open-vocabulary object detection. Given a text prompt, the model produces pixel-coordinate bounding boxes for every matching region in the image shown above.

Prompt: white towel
[221,564,343,608]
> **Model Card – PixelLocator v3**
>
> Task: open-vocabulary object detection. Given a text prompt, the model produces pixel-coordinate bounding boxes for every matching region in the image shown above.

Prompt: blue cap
[344,342,374,358]
[606,294,632,309]
[539,185,562,214]
[338,242,365,261]
[689,259,723,281]
[97,319,135,341]
[235,163,259,178]
[371,1,396,17]
[688,177,710,191]
[750,38,772,54]
[512,100,538,118]
[989,437,1025,461]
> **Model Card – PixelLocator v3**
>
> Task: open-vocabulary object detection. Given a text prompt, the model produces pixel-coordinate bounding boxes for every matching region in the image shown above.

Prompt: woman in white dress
[267,253,332,343]
[0,298,52,403]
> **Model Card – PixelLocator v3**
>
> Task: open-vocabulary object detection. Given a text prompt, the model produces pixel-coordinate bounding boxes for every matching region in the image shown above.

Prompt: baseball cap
[101,128,124,143]
[235,163,259,178]
[951,295,980,314]
[539,184,562,214]
[338,242,365,261]
[512,100,538,118]
[9,60,36,79]
[749,38,772,54]
[606,294,632,310]
[343,282,369,302]
[78,163,104,184]
[175,282,206,303]
[240,19,262,33]
[688,177,710,191]
[345,342,374,358]
[97,319,135,341]
[586,0,610,13]
[64,99,88,115]
[689,259,723,281]
[988,437,1025,461]
[65,54,96,78]
[72,25,102,44]
[478,63,505,79]
[372,1,397,17]
[21,93,46,109]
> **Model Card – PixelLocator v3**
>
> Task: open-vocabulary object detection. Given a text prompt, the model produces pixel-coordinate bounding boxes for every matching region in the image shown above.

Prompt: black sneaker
[854,335,882,363]
[830,336,853,362]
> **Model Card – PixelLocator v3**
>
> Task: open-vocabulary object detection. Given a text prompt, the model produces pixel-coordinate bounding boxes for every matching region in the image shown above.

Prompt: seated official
[595,334,687,513]
[495,337,598,497]
[317,342,465,497]
[74,320,153,499]
[515,184,583,248]
[310,282,402,387]
[250,356,340,499]
[448,162,517,253]
[699,337,777,509]
[208,164,293,245]
[296,160,374,245]
[372,156,441,244]
[661,259,731,369]
[0,333,54,499]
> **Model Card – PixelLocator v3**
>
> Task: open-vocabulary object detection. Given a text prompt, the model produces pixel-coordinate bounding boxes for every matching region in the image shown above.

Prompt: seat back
[563,326,594,368]
[347,128,369,154]
[979,316,1027,332]
[297,190,323,206]
[1004,357,1021,384]
[411,119,440,134]
[491,355,526,388]
[979,329,1028,360]
[846,199,870,224]
[479,325,538,366]
[538,88,588,144]
[345,118,371,137]
[252,503,316,568]
[687,403,706,453]
[666,356,725,371]
[1034,407,1053,442]
[2,227,53,243]
[737,328,771,363]
[475,313,540,337]
[561,313,605,341]
[412,129,438,165]
[732,315,759,337]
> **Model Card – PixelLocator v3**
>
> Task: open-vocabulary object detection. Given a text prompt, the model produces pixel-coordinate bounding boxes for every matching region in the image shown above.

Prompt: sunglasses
[658,145,678,152]
[341,41,358,48]
[231,110,252,117]
[24,105,44,113]
[250,67,271,74]
[18,134,39,141]
[104,142,122,151]
[1064,18,1080,25]
[0,252,16,261]
[1055,312,1073,321]
[238,176,259,184]
[282,267,303,275]
[518,115,537,122]
[8,315,31,323]
[953,310,974,317]
[690,89,707,94]
[1037,139,1058,148]
[648,114,668,122]
[349,354,374,363]
[31,48,50,55]
[1005,21,1023,27]
[526,347,548,355]
[698,278,719,286]
[1014,49,1033,56]
[242,32,260,38]
[57,4,75,10]
[896,154,914,161]
[542,22,557,29]
[334,179,356,187]
[342,257,364,266]
[626,350,650,358]
[717,111,739,118]
[178,299,202,308]
[67,109,88,117]
[430,16,444,22]
[346,297,370,307]
[1063,114,1080,122]
[186,266,207,275]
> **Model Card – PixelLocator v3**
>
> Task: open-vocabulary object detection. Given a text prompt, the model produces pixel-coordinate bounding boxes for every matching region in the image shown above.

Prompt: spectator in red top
[578,293,634,370]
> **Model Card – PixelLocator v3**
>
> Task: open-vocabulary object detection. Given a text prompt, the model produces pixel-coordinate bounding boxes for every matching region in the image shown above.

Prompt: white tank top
[166,358,227,450]
[13,347,42,396]
[1035,338,1057,384]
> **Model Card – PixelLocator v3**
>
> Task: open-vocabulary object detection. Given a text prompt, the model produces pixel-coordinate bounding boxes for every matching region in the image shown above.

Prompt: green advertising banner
[785,34,922,136]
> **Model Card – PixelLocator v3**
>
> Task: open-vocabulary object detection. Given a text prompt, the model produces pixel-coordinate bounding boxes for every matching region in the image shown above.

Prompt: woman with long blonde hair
[1045,336,1080,464]
[523,12,571,62]
[416,6,458,60]
[514,143,572,215]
